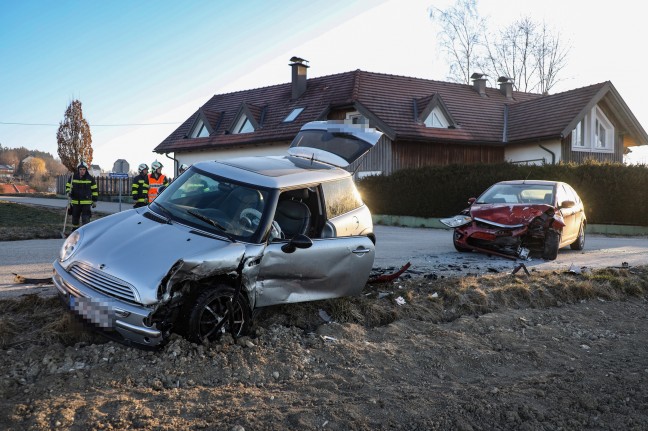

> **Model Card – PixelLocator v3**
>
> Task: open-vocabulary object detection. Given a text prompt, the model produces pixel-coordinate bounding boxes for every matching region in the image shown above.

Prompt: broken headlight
[440,215,473,228]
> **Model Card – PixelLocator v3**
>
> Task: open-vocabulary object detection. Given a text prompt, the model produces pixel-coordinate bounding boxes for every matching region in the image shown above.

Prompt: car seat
[274,189,311,239]
[543,193,554,205]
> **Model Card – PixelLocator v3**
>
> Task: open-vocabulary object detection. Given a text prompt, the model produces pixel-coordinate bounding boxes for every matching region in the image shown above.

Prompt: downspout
[538,144,556,165]
[502,105,509,142]
[164,153,179,177]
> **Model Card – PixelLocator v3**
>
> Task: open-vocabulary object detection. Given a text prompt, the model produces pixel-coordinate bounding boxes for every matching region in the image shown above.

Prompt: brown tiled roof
[154,70,633,153]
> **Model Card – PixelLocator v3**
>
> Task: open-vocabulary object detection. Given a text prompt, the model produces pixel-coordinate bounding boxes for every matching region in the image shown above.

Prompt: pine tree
[56,100,93,172]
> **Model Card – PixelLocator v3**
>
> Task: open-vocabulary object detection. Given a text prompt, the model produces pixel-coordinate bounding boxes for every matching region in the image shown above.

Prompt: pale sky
[1,0,647,171]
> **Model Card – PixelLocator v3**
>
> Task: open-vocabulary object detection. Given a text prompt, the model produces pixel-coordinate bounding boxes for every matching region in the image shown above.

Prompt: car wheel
[186,284,251,343]
[542,229,561,260]
[453,231,471,252]
[570,223,585,250]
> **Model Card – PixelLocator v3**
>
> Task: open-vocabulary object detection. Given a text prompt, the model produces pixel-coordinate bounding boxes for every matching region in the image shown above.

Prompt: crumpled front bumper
[52,260,164,347]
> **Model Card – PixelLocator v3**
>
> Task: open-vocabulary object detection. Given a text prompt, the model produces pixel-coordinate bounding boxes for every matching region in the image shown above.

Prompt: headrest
[283,189,308,200]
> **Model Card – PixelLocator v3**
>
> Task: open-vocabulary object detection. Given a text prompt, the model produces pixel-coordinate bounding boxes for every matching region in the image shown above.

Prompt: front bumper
[53,260,164,347]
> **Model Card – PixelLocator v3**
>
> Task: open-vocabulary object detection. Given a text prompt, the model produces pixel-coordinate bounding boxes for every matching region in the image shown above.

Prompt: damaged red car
[440,180,586,260]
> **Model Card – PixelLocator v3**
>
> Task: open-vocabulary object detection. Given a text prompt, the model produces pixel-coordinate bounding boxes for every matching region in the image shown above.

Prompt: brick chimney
[289,56,309,100]
[470,73,487,97]
[498,76,514,99]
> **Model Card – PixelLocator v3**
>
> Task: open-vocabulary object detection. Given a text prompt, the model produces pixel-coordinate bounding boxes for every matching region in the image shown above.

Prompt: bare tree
[57,100,93,172]
[534,22,569,94]
[429,0,486,84]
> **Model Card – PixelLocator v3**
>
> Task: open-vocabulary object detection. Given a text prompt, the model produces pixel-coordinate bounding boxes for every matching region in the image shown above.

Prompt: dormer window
[190,119,210,138]
[346,111,368,125]
[571,106,614,153]
[233,116,255,134]
[283,107,304,122]
[424,107,449,128]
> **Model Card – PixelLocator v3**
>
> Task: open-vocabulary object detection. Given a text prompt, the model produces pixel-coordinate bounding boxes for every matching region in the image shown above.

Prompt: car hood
[469,203,552,226]
[62,209,247,304]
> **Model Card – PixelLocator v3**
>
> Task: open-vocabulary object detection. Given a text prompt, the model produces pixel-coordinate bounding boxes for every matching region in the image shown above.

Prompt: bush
[357,161,648,226]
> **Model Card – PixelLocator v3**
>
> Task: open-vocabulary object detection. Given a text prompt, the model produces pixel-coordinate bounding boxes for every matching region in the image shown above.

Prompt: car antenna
[523,170,532,184]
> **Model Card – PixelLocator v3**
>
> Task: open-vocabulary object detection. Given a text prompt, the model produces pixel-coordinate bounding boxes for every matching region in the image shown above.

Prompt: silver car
[53,121,382,348]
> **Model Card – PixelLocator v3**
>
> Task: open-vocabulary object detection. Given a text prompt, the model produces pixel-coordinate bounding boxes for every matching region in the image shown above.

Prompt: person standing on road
[65,161,98,231]
[131,163,149,208]
[148,160,169,203]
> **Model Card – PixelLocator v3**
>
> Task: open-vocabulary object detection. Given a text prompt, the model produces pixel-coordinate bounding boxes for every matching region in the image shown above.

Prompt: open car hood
[470,203,553,226]
[287,121,383,168]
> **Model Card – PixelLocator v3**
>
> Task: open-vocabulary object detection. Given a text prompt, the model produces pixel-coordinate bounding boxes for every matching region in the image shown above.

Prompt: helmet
[138,163,148,173]
[151,161,163,170]
[78,161,88,170]
[178,163,189,174]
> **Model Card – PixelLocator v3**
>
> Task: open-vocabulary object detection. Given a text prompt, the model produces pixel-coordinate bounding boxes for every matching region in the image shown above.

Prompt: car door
[557,183,579,244]
[253,236,375,307]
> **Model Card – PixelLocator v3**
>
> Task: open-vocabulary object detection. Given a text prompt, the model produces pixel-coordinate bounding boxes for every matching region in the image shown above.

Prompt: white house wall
[505,139,562,165]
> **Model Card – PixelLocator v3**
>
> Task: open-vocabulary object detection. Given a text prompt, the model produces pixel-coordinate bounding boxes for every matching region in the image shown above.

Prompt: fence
[56,175,133,202]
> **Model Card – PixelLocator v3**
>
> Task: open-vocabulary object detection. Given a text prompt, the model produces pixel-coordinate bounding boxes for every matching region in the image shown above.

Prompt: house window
[283,107,304,122]
[190,119,210,138]
[571,106,614,153]
[345,111,368,125]
[233,116,254,134]
[424,107,449,128]
[572,121,584,147]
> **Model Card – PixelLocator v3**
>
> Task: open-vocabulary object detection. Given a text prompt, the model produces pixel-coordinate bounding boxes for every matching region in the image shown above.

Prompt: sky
[2,0,648,172]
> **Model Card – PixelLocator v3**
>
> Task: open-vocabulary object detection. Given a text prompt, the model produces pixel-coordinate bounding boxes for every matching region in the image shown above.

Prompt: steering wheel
[239,208,262,229]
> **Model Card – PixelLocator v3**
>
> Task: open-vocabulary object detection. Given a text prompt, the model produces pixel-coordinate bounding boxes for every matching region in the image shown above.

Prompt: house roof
[155,70,648,154]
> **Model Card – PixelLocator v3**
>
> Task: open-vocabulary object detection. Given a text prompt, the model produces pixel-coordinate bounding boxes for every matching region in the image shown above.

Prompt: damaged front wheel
[542,229,561,260]
[186,284,251,343]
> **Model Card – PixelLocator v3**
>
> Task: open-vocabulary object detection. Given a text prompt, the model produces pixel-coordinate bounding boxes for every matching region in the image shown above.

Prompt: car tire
[570,223,585,250]
[453,231,471,252]
[186,284,251,343]
[542,229,561,260]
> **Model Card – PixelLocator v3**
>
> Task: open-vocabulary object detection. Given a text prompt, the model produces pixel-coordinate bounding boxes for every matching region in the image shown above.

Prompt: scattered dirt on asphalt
[1,267,647,430]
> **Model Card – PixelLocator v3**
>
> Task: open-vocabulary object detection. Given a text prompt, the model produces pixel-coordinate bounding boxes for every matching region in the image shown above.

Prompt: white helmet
[151,161,163,170]
[138,163,148,173]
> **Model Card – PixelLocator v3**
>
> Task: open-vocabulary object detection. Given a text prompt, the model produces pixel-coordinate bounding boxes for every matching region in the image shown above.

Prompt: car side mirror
[281,234,313,254]
[559,200,575,209]
[468,197,476,205]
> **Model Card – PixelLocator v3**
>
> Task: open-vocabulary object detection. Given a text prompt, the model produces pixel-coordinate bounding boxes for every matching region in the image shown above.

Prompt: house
[155,58,648,176]
[0,164,14,178]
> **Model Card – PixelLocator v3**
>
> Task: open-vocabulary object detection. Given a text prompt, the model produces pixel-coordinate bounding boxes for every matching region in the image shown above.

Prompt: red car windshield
[477,184,554,205]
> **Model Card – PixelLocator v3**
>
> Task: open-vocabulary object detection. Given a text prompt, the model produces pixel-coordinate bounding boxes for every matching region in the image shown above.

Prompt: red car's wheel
[542,229,561,260]
[570,223,585,250]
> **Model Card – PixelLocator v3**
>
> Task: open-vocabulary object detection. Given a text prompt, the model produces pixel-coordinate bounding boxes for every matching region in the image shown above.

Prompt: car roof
[193,155,352,189]
[495,180,561,186]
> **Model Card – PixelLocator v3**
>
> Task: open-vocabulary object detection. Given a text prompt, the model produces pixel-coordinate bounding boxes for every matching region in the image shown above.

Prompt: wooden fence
[56,175,133,201]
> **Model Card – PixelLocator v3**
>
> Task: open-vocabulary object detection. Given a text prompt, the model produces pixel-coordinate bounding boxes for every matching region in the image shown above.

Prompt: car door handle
[352,247,371,256]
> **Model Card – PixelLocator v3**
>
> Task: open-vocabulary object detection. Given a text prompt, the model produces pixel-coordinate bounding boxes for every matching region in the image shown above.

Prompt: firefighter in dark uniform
[131,163,150,208]
[66,161,98,231]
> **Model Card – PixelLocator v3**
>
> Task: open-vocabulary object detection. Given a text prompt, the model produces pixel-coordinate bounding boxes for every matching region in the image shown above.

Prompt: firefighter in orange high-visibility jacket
[148,160,169,203]
[131,163,150,208]
[65,162,98,231]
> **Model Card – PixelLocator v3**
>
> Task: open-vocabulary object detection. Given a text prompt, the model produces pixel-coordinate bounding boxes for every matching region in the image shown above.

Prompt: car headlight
[60,230,83,261]
[440,215,473,228]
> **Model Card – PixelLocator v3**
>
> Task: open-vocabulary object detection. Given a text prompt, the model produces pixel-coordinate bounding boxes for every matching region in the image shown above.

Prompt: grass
[0,200,106,240]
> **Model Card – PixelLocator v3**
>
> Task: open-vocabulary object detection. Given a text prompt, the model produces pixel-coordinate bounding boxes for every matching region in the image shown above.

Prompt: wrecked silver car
[53,121,382,348]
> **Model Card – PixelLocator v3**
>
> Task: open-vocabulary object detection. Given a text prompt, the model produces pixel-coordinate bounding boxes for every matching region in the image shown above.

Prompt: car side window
[321,178,363,219]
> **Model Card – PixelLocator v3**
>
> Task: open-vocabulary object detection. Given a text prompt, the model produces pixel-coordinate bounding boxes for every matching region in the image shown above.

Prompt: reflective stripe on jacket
[148,174,169,203]
[66,173,98,205]
[131,173,150,204]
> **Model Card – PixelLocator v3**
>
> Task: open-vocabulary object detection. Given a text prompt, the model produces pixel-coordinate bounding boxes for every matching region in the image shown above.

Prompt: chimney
[470,72,487,97]
[498,76,514,99]
[289,56,309,100]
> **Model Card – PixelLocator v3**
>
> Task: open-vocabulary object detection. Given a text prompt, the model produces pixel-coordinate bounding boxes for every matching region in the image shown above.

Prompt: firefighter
[148,160,169,203]
[131,163,149,208]
[66,161,98,231]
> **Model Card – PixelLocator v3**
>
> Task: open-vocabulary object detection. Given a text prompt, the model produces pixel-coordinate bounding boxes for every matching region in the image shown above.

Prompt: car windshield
[477,184,554,205]
[150,169,270,242]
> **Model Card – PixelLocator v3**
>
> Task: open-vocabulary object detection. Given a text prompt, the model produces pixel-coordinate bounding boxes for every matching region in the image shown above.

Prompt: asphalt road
[1,196,648,297]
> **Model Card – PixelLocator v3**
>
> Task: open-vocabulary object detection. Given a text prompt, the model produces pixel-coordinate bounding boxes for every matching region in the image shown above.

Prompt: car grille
[68,262,139,303]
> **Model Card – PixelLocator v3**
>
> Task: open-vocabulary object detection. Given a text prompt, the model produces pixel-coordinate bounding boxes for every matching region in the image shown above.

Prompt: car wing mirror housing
[281,234,313,254]
[468,197,476,205]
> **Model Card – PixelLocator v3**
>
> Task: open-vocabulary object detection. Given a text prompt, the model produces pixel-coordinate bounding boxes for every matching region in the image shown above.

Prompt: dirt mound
[1,269,647,430]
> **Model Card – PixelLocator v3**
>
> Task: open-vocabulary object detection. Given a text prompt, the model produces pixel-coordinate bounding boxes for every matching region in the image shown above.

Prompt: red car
[440,180,586,260]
